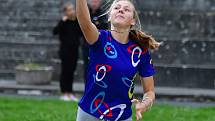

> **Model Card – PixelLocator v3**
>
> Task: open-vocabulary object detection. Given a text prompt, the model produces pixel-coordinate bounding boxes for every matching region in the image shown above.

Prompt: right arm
[76,0,99,45]
[53,21,62,35]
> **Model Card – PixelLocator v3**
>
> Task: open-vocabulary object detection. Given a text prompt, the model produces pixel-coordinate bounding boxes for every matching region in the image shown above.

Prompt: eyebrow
[124,6,130,9]
[115,4,131,9]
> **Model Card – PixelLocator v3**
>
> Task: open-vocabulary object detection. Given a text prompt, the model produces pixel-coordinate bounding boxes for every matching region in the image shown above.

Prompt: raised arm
[76,0,100,45]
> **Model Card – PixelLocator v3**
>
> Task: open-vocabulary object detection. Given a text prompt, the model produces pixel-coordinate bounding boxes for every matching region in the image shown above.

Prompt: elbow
[53,31,57,35]
[77,18,92,28]
[52,30,57,35]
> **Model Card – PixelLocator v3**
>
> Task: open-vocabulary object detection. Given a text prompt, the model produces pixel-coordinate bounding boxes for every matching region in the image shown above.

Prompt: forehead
[113,1,134,9]
[91,0,101,3]
[68,5,74,9]
[66,5,74,10]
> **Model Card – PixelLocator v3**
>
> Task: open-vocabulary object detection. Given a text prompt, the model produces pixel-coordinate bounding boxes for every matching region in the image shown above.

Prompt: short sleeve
[88,30,108,48]
[138,51,155,77]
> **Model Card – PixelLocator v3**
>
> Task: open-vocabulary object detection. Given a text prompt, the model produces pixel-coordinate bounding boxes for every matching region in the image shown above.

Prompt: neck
[91,7,99,14]
[92,9,97,14]
[110,27,130,44]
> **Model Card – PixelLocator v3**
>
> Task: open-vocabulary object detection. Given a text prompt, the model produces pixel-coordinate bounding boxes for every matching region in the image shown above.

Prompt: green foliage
[16,63,43,70]
[15,63,52,71]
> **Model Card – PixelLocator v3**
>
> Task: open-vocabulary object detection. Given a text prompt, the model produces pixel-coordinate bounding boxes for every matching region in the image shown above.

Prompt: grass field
[0,96,215,121]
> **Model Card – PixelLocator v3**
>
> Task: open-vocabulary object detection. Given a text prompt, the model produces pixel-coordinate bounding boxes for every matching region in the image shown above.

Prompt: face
[109,0,136,29]
[90,0,101,10]
[64,4,75,17]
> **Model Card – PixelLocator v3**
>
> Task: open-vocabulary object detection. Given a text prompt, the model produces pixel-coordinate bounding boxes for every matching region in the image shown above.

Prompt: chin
[113,22,128,28]
[113,20,125,25]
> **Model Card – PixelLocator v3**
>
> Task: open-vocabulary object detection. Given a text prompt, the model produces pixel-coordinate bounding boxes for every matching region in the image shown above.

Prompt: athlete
[76,0,160,120]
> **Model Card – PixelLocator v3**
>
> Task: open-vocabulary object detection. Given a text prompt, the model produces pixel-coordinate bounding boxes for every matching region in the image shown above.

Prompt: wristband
[141,95,153,111]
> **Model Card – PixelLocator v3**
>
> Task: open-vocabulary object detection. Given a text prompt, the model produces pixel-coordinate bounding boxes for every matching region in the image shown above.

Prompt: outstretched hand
[131,99,147,121]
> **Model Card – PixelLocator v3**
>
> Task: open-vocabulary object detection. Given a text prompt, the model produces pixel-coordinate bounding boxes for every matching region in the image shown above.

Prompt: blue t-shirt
[78,30,155,121]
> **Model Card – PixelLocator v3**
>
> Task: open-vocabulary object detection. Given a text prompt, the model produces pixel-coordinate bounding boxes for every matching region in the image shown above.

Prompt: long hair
[101,0,161,50]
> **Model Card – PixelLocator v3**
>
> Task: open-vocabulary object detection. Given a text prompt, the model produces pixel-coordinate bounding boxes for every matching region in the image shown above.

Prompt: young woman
[53,3,82,102]
[76,0,160,120]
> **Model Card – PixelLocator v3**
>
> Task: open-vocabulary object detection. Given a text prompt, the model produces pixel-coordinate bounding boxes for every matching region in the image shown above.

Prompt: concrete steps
[0,80,215,99]
[154,64,215,89]
[151,39,215,65]
[0,0,214,89]
[140,11,215,38]
[136,0,215,12]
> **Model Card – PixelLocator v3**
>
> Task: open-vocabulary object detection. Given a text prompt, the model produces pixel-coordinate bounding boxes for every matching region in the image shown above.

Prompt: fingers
[131,99,139,104]
[136,110,143,121]
[132,99,144,121]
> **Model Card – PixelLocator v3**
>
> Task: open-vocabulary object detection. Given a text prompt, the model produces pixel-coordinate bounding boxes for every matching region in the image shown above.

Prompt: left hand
[132,99,147,121]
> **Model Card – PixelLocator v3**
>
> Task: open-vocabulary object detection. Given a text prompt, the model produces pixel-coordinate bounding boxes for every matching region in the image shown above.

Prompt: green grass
[0,97,215,121]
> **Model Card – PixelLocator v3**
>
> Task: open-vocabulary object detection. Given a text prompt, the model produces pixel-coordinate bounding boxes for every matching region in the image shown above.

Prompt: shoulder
[98,30,109,39]
[89,30,109,47]
[129,41,149,55]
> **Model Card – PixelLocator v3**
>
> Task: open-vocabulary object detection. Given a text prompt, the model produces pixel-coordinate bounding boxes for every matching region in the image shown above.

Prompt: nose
[118,8,124,14]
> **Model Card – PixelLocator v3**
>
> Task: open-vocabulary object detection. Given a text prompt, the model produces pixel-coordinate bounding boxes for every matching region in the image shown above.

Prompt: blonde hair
[63,2,73,12]
[102,0,161,50]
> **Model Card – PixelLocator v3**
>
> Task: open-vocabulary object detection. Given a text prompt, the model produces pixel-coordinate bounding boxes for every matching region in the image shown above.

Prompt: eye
[125,8,130,12]
[114,6,120,10]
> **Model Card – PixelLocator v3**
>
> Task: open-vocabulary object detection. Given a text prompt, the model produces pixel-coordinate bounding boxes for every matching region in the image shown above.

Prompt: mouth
[115,14,125,19]
[116,13,125,18]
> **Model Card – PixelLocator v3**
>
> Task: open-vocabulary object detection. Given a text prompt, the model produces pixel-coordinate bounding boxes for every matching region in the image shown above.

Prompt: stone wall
[0,0,214,89]
[134,0,215,89]
[0,0,62,79]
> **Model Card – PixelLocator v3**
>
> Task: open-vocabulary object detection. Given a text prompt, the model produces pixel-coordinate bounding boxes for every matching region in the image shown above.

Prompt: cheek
[128,12,135,19]
[125,14,134,22]
[109,12,116,20]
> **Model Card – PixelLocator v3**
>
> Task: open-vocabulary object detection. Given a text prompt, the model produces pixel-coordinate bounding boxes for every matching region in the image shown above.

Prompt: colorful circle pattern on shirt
[79,30,155,121]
